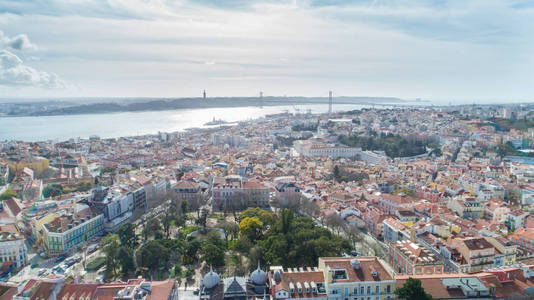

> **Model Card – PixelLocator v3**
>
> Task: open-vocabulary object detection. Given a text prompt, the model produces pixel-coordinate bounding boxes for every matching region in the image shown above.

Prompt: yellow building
[32,213,59,245]
[485,236,517,266]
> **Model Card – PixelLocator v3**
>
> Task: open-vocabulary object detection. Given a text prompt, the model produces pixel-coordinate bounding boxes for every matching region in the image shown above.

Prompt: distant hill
[4,96,405,117]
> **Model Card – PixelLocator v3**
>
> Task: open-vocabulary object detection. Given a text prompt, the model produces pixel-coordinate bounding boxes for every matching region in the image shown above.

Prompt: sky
[0,0,533,103]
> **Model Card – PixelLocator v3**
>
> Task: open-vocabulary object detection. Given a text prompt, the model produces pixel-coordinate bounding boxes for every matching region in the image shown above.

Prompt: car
[350,250,359,257]
[55,256,66,263]
[64,260,75,268]
[38,269,47,276]
[30,263,39,269]
[87,245,98,254]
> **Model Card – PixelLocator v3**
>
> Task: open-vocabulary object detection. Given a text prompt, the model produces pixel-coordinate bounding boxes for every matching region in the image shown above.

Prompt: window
[360,287,364,294]
[367,286,371,294]
[375,286,379,294]
[387,285,391,293]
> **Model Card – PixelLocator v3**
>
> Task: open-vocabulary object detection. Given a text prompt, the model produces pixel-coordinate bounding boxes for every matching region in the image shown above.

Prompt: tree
[277,209,294,234]
[248,246,263,268]
[42,184,63,198]
[183,237,202,264]
[260,210,351,267]
[201,232,226,267]
[161,202,175,239]
[0,188,17,201]
[239,217,263,242]
[196,208,208,230]
[220,220,239,244]
[301,197,320,218]
[180,199,189,215]
[239,208,275,227]
[118,246,135,277]
[102,234,121,280]
[138,240,169,276]
[343,225,362,248]
[324,213,346,235]
[333,165,341,182]
[143,217,163,240]
[395,278,433,300]
[117,223,138,248]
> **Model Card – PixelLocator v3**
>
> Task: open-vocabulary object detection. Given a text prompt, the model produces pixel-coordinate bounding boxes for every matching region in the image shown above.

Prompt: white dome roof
[250,263,267,285]
[203,268,221,289]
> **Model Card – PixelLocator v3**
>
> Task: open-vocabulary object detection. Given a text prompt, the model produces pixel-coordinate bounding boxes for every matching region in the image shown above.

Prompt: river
[1,103,377,142]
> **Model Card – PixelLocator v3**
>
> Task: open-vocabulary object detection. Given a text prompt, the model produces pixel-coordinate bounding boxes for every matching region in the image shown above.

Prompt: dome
[273,270,282,282]
[203,267,221,289]
[250,262,267,285]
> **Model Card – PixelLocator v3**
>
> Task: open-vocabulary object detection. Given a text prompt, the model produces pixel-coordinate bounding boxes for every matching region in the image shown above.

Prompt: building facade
[0,231,27,269]
[42,214,104,255]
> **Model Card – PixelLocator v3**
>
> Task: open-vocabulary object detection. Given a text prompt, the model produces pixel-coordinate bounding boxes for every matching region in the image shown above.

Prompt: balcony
[471,260,494,267]
[472,253,494,259]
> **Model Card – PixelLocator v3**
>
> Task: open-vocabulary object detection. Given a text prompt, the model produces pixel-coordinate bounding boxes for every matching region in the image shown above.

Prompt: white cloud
[0,30,37,51]
[0,30,66,89]
[0,50,66,88]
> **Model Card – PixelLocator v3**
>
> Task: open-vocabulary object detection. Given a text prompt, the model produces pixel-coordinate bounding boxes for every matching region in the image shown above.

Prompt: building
[293,140,363,158]
[13,276,64,300]
[90,190,134,232]
[447,197,484,220]
[242,180,270,208]
[382,218,406,243]
[267,257,395,300]
[212,176,243,212]
[0,230,27,269]
[505,210,529,231]
[275,182,301,208]
[379,194,417,215]
[319,257,396,300]
[388,240,443,275]
[212,176,269,211]
[484,237,517,267]
[395,274,492,299]
[42,213,104,255]
[511,227,534,251]
[269,266,326,300]
[0,162,9,186]
[199,264,269,300]
[172,180,202,207]
[132,187,147,212]
[451,237,495,273]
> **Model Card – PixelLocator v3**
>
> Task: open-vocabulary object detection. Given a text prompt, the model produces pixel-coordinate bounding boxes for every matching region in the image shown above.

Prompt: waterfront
[1,103,372,141]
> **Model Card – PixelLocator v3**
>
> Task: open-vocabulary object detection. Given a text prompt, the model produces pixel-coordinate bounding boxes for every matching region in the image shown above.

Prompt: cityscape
[2,103,534,299]
[2,0,534,299]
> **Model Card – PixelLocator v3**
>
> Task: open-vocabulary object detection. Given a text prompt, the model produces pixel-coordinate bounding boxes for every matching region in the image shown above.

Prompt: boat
[204,117,230,126]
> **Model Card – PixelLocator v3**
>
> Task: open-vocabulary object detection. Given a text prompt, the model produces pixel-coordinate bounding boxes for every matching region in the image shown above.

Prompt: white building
[0,231,27,269]
[293,140,362,158]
